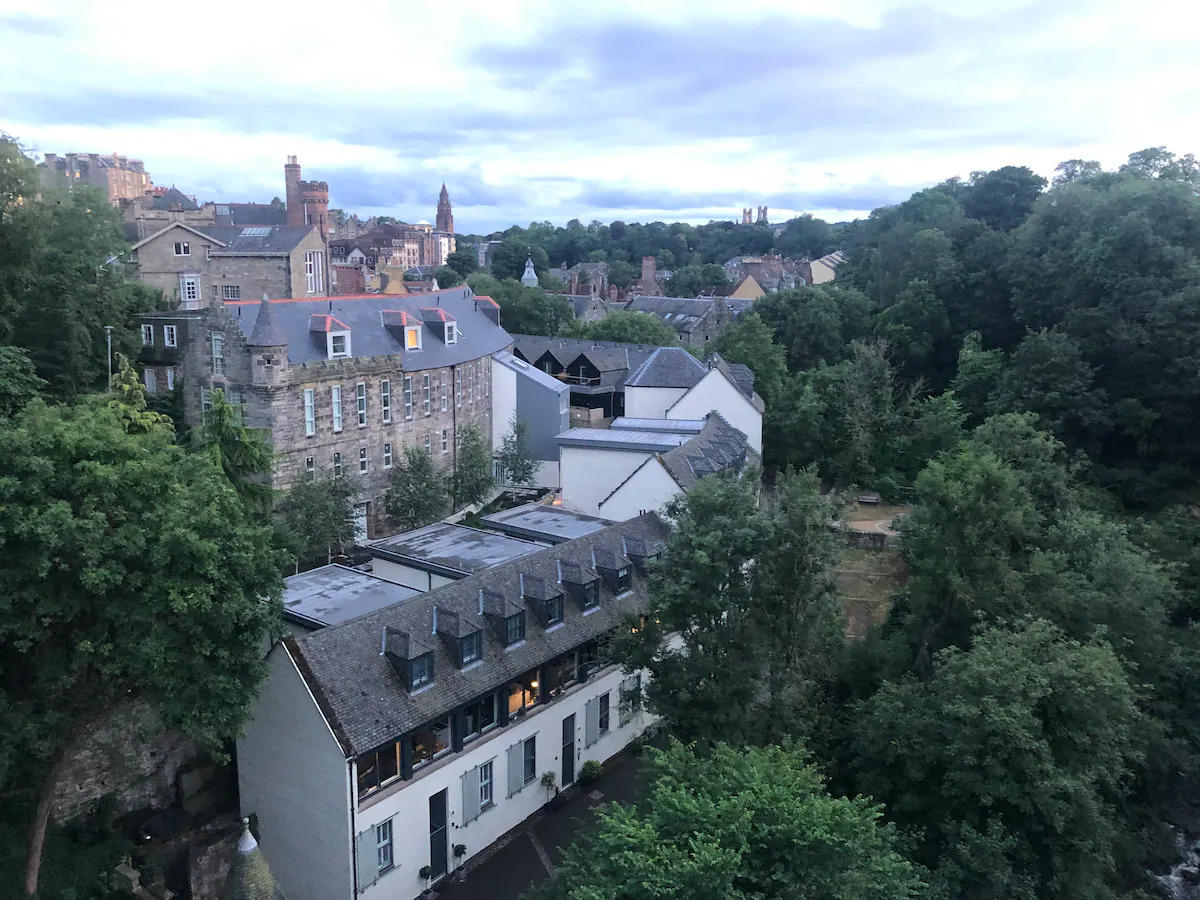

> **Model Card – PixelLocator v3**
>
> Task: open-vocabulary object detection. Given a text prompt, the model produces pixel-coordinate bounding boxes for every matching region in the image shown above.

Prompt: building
[546,289,614,324]
[478,503,611,545]
[490,350,571,488]
[722,254,809,293]
[129,222,328,307]
[39,152,152,203]
[729,274,765,301]
[810,250,846,284]
[623,295,750,347]
[557,413,752,519]
[624,348,764,454]
[284,155,330,240]
[283,565,423,633]
[739,205,769,225]
[435,183,454,234]
[134,287,509,537]
[369,523,542,591]
[236,514,666,900]
[510,335,662,420]
[520,257,538,287]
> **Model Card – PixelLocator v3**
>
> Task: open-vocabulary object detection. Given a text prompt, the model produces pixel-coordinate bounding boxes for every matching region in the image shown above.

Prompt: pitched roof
[510,335,662,387]
[204,225,317,255]
[217,202,288,227]
[700,352,766,413]
[288,514,667,756]
[658,412,751,490]
[246,294,289,346]
[151,187,199,211]
[625,346,707,389]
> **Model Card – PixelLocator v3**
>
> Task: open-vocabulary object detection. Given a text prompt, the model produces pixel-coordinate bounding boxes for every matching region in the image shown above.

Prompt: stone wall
[134,226,294,305]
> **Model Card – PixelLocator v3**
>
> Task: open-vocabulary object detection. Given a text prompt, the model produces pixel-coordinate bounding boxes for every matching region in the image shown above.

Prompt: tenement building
[135,286,509,537]
[237,513,665,900]
[39,151,152,203]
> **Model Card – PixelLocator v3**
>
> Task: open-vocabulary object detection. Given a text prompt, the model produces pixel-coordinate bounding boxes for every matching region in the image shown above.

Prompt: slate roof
[510,335,662,388]
[480,503,612,544]
[369,523,542,577]
[491,351,569,395]
[204,225,317,256]
[556,428,692,453]
[288,513,667,756]
[282,565,422,630]
[701,353,766,413]
[216,203,288,227]
[246,294,289,346]
[659,412,750,489]
[625,295,712,334]
[227,288,511,368]
[625,346,707,389]
[151,187,199,211]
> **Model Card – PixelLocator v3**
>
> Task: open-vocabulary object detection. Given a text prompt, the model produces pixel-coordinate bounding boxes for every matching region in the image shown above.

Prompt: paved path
[436,750,646,900]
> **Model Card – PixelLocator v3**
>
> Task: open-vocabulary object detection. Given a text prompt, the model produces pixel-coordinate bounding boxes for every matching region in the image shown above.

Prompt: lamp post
[104,326,113,392]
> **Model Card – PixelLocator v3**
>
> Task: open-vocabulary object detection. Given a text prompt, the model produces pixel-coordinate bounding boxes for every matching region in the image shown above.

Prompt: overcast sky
[2,0,1196,234]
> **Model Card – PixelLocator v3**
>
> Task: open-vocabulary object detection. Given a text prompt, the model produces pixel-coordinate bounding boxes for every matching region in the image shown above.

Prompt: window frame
[329,332,350,358]
[173,241,190,256]
[331,385,343,432]
[359,446,368,474]
[403,376,413,420]
[460,631,482,666]
[166,369,175,391]
[422,374,431,415]
[380,378,391,423]
[303,388,316,437]
[479,760,493,809]
[505,613,525,645]
[163,324,177,348]
[222,284,241,301]
[333,451,343,477]
[546,595,564,626]
[445,322,457,344]
[383,442,393,468]
[140,324,154,346]
[409,652,432,689]
[598,692,610,735]
[356,381,367,426]
[305,456,315,472]
[441,429,449,453]
[375,819,393,874]
[210,331,225,375]
[522,736,536,784]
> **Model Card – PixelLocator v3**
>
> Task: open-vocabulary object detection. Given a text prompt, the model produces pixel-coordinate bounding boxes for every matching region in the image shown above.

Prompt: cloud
[0,13,66,36]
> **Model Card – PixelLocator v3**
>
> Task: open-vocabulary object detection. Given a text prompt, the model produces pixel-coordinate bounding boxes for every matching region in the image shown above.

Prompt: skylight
[240,227,271,237]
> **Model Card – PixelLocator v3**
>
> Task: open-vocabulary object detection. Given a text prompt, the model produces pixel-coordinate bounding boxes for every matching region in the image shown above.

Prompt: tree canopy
[566,310,678,346]
[384,446,450,531]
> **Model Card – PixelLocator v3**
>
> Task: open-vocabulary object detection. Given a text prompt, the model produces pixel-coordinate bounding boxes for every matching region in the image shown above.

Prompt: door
[562,714,575,785]
[429,789,447,880]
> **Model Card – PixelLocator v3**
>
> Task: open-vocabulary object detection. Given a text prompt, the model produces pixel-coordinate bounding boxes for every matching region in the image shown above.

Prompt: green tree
[606,259,638,290]
[959,165,1047,231]
[490,239,549,280]
[0,344,45,418]
[755,284,873,372]
[384,446,450,531]
[445,247,479,278]
[496,415,537,486]
[452,423,494,508]
[1053,158,1103,186]
[466,274,573,336]
[274,474,357,571]
[775,213,834,259]
[0,396,282,894]
[852,621,1143,900]
[433,266,463,288]
[666,263,729,297]
[571,310,677,345]
[708,311,787,405]
[194,388,275,516]
[529,741,924,900]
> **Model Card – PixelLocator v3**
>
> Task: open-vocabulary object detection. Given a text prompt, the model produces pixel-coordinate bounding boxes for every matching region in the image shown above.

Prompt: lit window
[405,326,421,350]
[359,447,368,474]
[140,324,154,345]
[163,325,177,348]
[331,385,342,432]
[383,442,393,468]
[380,379,391,423]
[376,820,393,874]
[210,332,225,375]
[173,241,190,256]
[222,284,241,301]
[356,382,367,426]
[303,388,315,437]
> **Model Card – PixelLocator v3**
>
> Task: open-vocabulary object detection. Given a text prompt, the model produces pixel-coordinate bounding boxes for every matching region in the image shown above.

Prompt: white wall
[531,459,560,490]
[598,458,681,522]
[668,369,763,454]
[624,385,687,418]
[490,359,517,449]
[559,445,652,517]
[354,664,651,900]
[810,260,836,284]
[238,645,355,900]
[370,559,456,592]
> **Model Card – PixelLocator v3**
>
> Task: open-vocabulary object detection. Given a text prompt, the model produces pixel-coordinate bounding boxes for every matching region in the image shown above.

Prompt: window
[380,379,391,423]
[140,324,154,345]
[205,245,213,261]
[222,284,241,301]
[200,387,213,413]
[331,385,343,432]
[305,456,315,472]
[505,613,525,645]
[409,652,431,689]
[173,241,190,256]
[479,760,493,808]
[546,596,564,626]
[441,429,449,452]
[210,332,225,375]
[180,275,199,309]
[440,379,447,412]
[356,382,367,426]
[403,376,413,420]
[461,692,498,744]
[359,447,368,474]
[422,374,431,414]
[143,369,157,393]
[405,326,421,350]
[616,567,632,592]
[303,388,315,437]
[329,333,349,357]
[165,368,175,390]
[375,820,393,874]
[411,717,451,768]
[461,631,482,665]
[356,741,401,798]
[163,324,177,348]
[305,250,325,293]
[523,736,537,784]
[599,692,610,735]
[424,433,432,453]
[446,322,457,344]
[383,442,393,468]
[620,674,642,726]
[456,369,462,407]
[128,249,138,264]
[333,451,343,477]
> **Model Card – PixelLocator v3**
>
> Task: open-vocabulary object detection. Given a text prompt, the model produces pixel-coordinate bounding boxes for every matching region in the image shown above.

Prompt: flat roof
[609,417,706,434]
[369,523,542,576]
[283,564,422,629]
[556,427,691,453]
[479,502,613,544]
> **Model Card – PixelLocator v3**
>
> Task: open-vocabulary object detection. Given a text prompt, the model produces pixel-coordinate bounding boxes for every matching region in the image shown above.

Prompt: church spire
[436,182,454,233]
[521,256,538,287]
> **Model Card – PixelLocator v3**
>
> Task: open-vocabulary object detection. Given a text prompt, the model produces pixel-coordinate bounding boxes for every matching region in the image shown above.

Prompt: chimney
[640,256,657,295]
[284,156,303,227]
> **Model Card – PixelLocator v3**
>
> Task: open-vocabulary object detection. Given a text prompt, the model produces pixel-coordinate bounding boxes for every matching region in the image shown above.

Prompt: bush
[579,760,603,785]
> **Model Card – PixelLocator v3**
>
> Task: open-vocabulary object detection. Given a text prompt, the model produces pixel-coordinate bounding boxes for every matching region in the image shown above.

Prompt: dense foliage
[274,473,357,571]
[564,310,679,346]
[385,446,450,530]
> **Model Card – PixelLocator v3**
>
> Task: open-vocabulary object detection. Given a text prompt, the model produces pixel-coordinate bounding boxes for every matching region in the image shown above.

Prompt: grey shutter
[355,827,378,891]
[585,697,600,747]
[507,742,523,798]
[462,765,481,824]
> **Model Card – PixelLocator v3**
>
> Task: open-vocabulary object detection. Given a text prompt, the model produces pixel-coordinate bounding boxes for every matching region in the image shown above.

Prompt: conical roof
[222,819,286,900]
[247,294,289,347]
[521,256,538,287]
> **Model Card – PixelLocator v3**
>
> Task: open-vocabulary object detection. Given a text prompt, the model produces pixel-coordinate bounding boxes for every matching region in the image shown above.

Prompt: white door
[353,503,368,543]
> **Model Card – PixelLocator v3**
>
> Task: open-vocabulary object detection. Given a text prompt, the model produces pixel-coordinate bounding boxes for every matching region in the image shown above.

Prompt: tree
[606,259,639,290]
[452,424,494,508]
[959,166,1047,231]
[1120,146,1200,184]
[384,447,450,531]
[433,266,463,288]
[496,415,537,486]
[490,238,549,280]
[0,396,282,894]
[529,741,924,900]
[274,474,357,571]
[775,213,834,259]
[708,311,787,405]
[1053,158,1103,186]
[465,274,573,336]
[852,621,1143,900]
[666,263,729,297]
[0,345,45,418]
[445,247,479,278]
[572,310,677,346]
[194,388,275,516]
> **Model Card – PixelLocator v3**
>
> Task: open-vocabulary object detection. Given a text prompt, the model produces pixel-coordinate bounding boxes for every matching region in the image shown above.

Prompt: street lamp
[104,326,113,392]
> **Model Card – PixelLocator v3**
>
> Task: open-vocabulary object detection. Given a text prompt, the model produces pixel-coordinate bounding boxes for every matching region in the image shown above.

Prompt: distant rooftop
[556,428,691,453]
[479,502,613,545]
[609,417,706,434]
[369,523,542,577]
[283,564,422,630]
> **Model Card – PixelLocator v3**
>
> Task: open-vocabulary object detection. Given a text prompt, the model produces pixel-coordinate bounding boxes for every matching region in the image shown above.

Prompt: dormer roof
[308,313,350,333]
[420,307,456,323]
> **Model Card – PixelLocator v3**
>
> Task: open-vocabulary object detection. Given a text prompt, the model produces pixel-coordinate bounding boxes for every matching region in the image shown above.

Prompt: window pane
[378,742,399,785]
[523,737,536,783]
[412,718,451,768]
[479,761,492,806]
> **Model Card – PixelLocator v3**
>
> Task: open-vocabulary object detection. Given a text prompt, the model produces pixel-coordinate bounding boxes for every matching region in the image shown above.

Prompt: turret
[246,294,290,387]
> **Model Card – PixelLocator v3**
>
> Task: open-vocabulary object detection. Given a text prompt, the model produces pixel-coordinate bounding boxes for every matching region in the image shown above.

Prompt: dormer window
[329,332,350,358]
[546,596,564,625]
[408,652,433,689]
[593,548,633,593]
[435,607,483,669]
[505,612,525,645]
[382,626,435,693]
[615,566,632,591]
[560,560,600,611]
[580,581,599,609]
[460,631,482,665]
[521,574,565,628]
[406,326,421,350]
[446,322,458,344]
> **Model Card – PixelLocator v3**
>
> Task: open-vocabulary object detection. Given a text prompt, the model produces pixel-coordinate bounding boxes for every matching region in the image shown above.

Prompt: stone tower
[639,255,657,295]
[436,182,454,233]
[283,156,330,238]
[246,294,290,389]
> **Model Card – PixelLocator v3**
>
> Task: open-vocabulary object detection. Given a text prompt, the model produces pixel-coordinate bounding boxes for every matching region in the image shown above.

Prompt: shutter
[355,827,377,892]
[585,697,600,748]
[461,765,481,824]
[506,742,523,798]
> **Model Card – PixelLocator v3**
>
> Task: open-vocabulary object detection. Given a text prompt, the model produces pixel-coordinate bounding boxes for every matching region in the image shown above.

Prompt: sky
[2,0,1197,234]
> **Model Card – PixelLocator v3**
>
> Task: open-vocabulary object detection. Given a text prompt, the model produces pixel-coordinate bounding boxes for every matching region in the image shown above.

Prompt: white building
[623,348,763,454]
[237,515,666,900]
[490,350,571,489]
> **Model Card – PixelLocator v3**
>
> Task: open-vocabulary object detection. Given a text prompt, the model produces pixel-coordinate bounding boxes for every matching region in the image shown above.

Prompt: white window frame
[333,451,343,477]
[222,284,241,301]
[166,369,175,391]
[375,819,393,874]
[440,378,447,412]
[303,388,315,437]
[140,324,154,346]
[523,736,536,785]
[383,442,393,468]
[446,322,457,344]
[422,374,431,415]
[200,387,213,413]
[380,379,392,423]
[405,326,422,351]
[173,241,190,256]
[180,275,200,309]
[441,429,449,453]
[305,250,325,293]
[331,385,343,432]
[456,369,462,408]
[163,324,177,348]
[359,447,368,474]
[328,331,350,359]
[210,332,225,375]
[143,369,157,393]
[403,376,413,420]
[356,382,367,426]
[479,760,493,809]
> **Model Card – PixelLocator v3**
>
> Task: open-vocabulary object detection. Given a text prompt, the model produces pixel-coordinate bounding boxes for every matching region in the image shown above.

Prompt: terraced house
[237,514,665,900]
[135,286,508,537]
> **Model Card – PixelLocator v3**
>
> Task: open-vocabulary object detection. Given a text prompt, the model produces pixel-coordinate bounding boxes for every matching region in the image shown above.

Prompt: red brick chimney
[640,256,657,295]
[284,155,303,226]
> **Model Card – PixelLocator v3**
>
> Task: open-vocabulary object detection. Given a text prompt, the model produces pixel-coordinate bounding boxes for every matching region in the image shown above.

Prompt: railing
[557,373,601,385]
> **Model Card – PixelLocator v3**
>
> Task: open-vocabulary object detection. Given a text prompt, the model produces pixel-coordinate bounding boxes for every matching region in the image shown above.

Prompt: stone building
[284,155,329,239]
[130,221,328,307]
[435,182,454,233]
[135,286,511,538]
[39,151,152,203]
[624,294,747,347]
